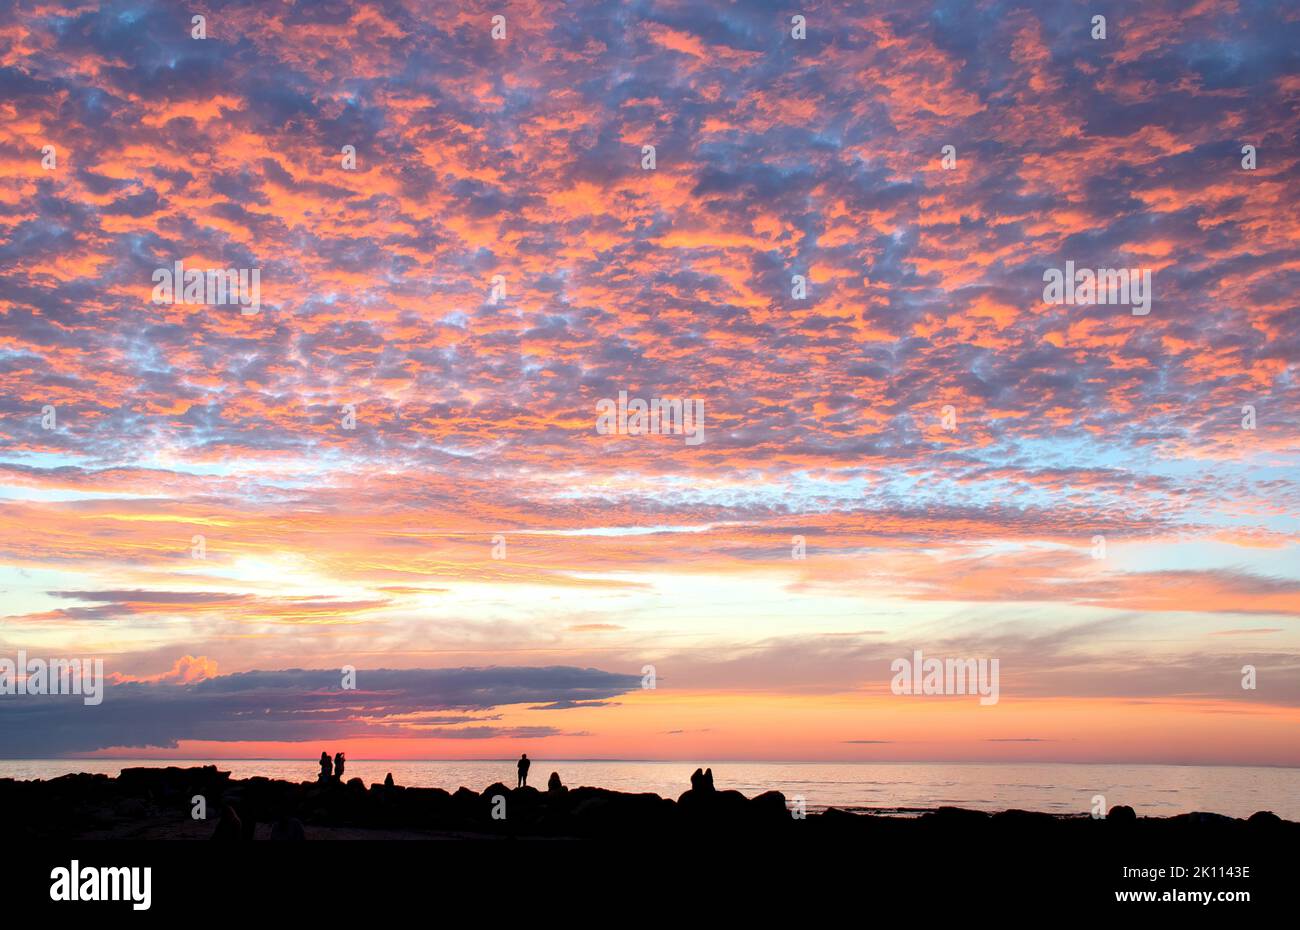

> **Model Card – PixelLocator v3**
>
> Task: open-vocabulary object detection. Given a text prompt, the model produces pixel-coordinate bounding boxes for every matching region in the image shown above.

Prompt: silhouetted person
[547,771,565,793]
[318,751,332,783]
[333,752,345,783]
[517,753,531,788]
[689,767,715,794]
[384,772,394,788]
[211,804,242,841]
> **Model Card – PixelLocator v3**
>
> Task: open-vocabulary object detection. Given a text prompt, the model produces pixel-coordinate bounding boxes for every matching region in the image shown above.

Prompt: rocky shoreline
[3,765,1295,844]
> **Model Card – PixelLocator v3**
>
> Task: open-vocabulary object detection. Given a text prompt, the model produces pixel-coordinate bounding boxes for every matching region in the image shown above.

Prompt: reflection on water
[1,759,1295,820]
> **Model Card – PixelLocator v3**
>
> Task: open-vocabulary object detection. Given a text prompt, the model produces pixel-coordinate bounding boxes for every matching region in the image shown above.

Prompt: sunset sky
[0,0,1297,765]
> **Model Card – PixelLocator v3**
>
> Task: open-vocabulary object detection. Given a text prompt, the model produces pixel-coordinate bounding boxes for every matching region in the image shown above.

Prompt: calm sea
[1,760,1296,820]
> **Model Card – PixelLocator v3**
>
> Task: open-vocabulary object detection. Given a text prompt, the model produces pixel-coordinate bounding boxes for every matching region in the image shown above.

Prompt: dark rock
[1173,811,1236,827]
[926,806,991,825]
[270,816,306,840]
[1108,805,1137,823]
[993,809,1056,829]
[115,798,147,819]
[1,763,1294,850]
[211,804,243,840]
[820,807,858,823]
[750,790,788,821]
[569,789,670,837]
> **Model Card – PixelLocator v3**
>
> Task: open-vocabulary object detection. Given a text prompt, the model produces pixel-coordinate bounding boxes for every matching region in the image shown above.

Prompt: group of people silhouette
[690,767,715,792]
[317,751,346,784]
[518,754,565,793]
[304,752,627,796]
[314,752,536,789]
[218,755,722,839]
[313,752,535,788]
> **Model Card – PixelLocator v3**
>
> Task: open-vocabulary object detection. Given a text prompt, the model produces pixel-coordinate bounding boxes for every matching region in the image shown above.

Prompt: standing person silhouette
[516,753,530,788]
[318,751,332,783]
[333,751,346,784]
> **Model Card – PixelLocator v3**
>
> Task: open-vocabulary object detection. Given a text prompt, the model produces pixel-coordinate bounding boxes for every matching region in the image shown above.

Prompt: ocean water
[1,760,1296,820]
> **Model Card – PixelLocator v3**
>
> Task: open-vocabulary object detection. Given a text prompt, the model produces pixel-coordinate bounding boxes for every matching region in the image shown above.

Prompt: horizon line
[10,758,1300,770]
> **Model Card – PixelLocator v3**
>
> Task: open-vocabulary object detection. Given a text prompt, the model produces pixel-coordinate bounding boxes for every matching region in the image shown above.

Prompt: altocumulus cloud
[0,665,641,756]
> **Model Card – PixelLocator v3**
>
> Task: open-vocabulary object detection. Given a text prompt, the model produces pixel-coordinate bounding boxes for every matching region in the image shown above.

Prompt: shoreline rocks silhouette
[0,765,1294,846]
